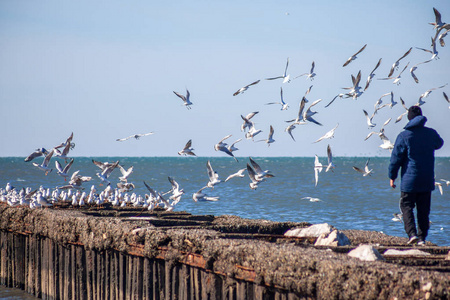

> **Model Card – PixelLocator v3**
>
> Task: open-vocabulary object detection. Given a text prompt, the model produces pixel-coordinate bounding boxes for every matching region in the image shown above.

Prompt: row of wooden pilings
[0,230,295,300]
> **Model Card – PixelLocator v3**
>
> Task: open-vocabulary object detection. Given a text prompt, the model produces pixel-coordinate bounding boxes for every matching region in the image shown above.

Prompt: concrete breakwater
[0,204,449,299]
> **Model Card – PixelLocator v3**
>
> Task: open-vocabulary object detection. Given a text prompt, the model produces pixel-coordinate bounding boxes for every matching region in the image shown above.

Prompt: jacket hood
[404,115,427,130]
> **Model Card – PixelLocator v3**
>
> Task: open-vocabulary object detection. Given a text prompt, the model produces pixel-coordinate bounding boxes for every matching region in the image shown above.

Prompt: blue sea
[0,156,449,246]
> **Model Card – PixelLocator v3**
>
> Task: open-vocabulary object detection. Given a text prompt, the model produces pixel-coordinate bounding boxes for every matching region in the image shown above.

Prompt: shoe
[407,236,419,245]
[417,240,426,246]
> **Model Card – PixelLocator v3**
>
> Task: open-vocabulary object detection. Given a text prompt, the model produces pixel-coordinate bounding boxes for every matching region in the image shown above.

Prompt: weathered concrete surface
[0,205,449,299]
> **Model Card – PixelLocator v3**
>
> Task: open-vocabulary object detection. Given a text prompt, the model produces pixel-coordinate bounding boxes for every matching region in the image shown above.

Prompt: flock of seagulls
[2,7,450,213]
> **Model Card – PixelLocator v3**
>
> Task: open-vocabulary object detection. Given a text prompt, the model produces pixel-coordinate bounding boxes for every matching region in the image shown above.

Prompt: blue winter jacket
[388,116,444,192]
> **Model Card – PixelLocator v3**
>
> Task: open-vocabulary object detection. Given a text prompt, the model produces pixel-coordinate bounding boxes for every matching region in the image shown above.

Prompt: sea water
[0,156,449,246]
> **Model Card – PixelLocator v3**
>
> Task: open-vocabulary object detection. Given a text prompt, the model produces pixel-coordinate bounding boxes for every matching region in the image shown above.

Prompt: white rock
[284,223,333,238]
[383,249,430,256]
[314,229,351,246]
[348,245,385,261]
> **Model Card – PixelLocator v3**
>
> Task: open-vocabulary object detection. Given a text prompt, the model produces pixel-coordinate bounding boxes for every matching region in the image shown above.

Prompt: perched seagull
[353,159,373,176]
[173,89,193,109]
[96,161,119,186]
[313,123,339,143]
[214,134,238,162]
[32,149,54,175]
[192,186,219,201]
[410,60,432,84]
[240,112,259,132]
[233,80,260,96]
[364,58,382,91]
[435,182,444,195]
[266,87,289,110]
[256,125,275,146]
[295,61,316,80]
[378,62,410,85]
[326,144,335,172]
[225,168,247,182]
[24,148,49,162]
[227,138,242,153]
[55,158,74,181]
[118,164,133,182]
[303,99,323,125]
[116,132,154,142]
[363,109,376,128]
[387,47,412,77]
[314,155,323,187]
[444,92,450,109]
[206,160,221,189]
[249,157,274,180]
[246,163,262,190]
[265,57,291,83]
[178,139,196,156]
[342,44,367,67]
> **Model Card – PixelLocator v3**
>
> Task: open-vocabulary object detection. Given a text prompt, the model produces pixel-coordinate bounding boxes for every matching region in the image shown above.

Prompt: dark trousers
[400,191,431,241]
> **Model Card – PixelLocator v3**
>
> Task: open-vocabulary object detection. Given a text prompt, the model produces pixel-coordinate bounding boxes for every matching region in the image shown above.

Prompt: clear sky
[1,1,449,158]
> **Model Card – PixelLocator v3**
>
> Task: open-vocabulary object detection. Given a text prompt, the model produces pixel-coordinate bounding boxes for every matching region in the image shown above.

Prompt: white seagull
[353,159,373,176]
[116,132,154,142]
[206,160,222,189]
[256,125,275,146]
[326,144,335,172]
[96,161,119,186]
[265,57,291,83]
[246,163,263,190]
[343,44,367,67]
[25,148,49,162]
[387,47,412,77]
[410,59,432,84]
[32,149,54,175]
[295,61,316,80]
[249,157,274,181]
[313,123,339,143]
[178,139,196,156]
[240,111,259,132]
[378,62,410,85]
[225,168,247,182]
[173,89,193,109]
[214,134,238,162]
[363,109,376,128]
[314,155,323,187]
[118,164,134,182]
[266,87,289,110]
[303,98,323,125]
[364,58,382,91]
[192,186,219,201]
[55,158,74,181]
[233,80,260,96]
[227,138,242,153]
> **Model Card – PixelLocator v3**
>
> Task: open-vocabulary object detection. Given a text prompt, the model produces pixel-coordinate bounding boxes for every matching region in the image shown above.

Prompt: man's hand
[390,179,396,189]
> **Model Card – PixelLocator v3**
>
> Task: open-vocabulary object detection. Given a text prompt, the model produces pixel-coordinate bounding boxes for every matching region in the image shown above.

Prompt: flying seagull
[378,62,410,85]
[364,58,382,91]
[240,111,259,132]
[343,44,367,67]
[410,59,432,84]
[116,132,154,142]
[206,160,222,189]
[214,134,238,162]
[363,109,376,128]
[32,149,54,175]
[233,80,260,96]
[266,87,289,110]
[387,47,412,77]
[173,89,193,109]
[55,158,74,181]
[295,61,316,80]
[353,158,373,176]
[313,123,339,143]
[314,155,323,187]
[266,57,291,83]
[178,139,196,156]
[326,144,335,172]
[256,125,275,146]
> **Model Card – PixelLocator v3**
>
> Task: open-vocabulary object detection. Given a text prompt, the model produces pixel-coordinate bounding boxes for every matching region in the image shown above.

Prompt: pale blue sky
[1,1,449,157]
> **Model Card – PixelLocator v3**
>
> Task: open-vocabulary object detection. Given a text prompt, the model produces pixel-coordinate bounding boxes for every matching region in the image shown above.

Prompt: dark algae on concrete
[0,204,449,299]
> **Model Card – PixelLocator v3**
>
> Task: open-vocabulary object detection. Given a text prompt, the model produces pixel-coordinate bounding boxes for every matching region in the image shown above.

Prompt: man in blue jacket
[389,106,444,245]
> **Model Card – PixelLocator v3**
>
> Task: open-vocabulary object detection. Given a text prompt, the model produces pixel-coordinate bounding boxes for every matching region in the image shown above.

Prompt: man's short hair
[407,105,422,121]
